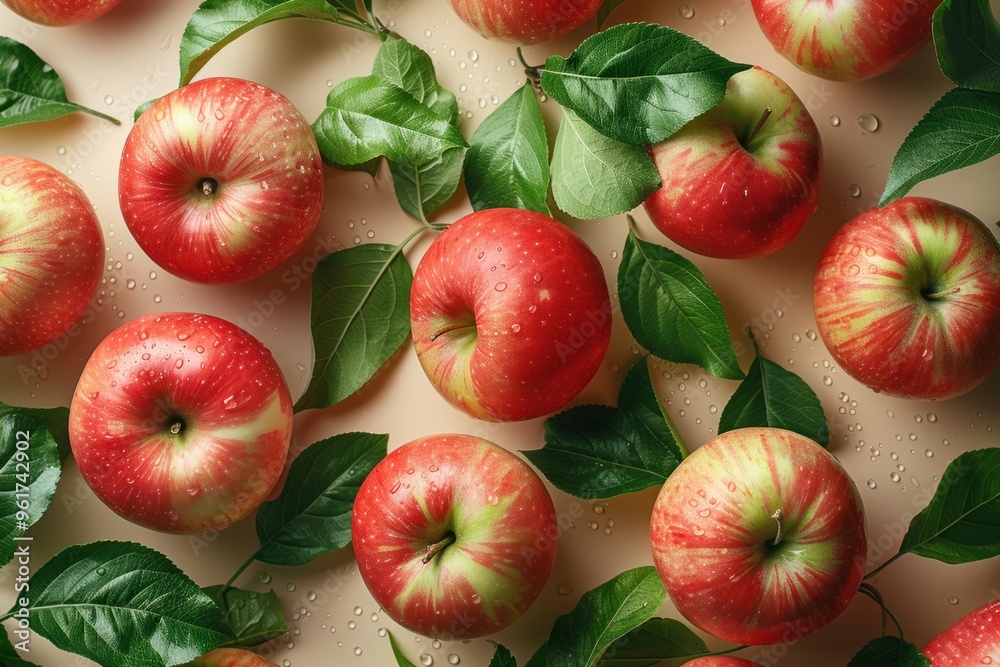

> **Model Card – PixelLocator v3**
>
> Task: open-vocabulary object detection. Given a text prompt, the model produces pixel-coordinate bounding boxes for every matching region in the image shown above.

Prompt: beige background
[1,0,999,665]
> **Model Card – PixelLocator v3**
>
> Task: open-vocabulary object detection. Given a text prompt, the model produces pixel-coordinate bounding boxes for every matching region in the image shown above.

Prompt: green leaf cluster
[883,0,1000,203]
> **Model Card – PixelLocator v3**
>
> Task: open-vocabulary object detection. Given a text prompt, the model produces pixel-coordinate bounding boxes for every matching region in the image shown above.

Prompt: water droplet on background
[857,114,880,132]
[829,115,841,127]
[679,4,695,18]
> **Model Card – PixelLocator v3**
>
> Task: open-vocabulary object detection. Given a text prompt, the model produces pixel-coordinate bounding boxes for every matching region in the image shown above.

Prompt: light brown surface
[1,1,998,665]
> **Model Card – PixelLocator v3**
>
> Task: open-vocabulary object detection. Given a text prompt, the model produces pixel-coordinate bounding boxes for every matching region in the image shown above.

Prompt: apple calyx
[744,107,773,148]
[770,508,784,546]
[198,177,219,197]
[422,531,457,564]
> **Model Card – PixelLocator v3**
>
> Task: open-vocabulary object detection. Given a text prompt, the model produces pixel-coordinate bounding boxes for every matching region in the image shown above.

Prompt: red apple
[813,197,1000,400]
[650,427,867,645]
[410,208,611,421]
[750,0,944,81]
[0,155,103,356]
[68,312,293,533]
[644,66,822,259]
[449,0,602,44]
[181,649,277,667]
[924,600,1000,666]
[351,434,558,640]
[119,77,324,285]
[683,659,763,667]
[1,0,123,26]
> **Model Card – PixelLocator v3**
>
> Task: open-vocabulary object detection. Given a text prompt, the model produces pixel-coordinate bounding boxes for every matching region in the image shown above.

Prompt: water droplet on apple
[260,180,269,190]
[829,115,841,126]
[698,509,711,518]
[691,526,705,536]
[857,114,880,133]
[495,282,507,292]
[510,323,521,333]
[678,4,695,19]
[214,109,225,120]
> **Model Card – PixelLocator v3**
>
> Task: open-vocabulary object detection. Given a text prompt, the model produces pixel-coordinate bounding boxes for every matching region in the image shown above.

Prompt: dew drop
[104,95,114,105]
[557,582,574,596]
[259,572,272,584]
[927,412,938,423]
[468,49,479,62]
[420,654,434,666]
[948,595,959,605]
[806,330,817,341]
[494,282,507,292]
[890,472,900,483]
[829,115,841,127]
[857,114,880,132]
[593,504,605,514]
[354,647,363,656]
[96,567,107,576]
[307,591,317,602]
[347,620,356,630]
[866,479,877,489]
[56,145,67,156]
[848,184,862,198]
[823,376,833,386]
[353,606,363,616]
[448,656,461,665]
[679,4,695,18]
[287,583,297,592]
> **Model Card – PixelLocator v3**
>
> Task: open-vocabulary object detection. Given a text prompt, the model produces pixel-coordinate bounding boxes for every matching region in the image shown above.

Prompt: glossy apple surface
[352,434,558,639]
[410,208,611,421]
[924,600,1000,666]
[0,155,103,356]
[650,427,867,645]
[750,0,944,81]
[69,312,293,533]
[181,649,277,667]
[814,197,1000,400]
[644,66,822,259]
[450,0,602,44]
[119,77,324,284]
[683,659,764,667]
[1,0,123,26]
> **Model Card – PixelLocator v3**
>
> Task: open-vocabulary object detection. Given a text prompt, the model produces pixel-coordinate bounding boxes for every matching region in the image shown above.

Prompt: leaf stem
[864,550,907,581]
[0,611,13,623]
[858,582,906,642]
[220,552,258,596]
[517,47,544,84]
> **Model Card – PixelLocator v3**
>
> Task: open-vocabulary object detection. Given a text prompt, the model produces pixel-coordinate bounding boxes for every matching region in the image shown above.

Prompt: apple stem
[422,532,457,564]
[429,322,476,342]
[770,508,784,546]
[923,286,960,300]
[169,421,183,435]
[199,178,217,197]
[745,107,773,147]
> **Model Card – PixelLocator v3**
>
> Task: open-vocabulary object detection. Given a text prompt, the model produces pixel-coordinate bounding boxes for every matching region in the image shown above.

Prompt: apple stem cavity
[429,321,476,342]
[422,532,457,564]
[745,107,773,147]
[168,419,185,435]
[922,285,961,301]
[770,508,784,546]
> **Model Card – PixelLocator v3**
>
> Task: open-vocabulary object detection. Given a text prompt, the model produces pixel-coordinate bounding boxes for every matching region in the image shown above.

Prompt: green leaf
[881,87,1000,205]
[540,23,749,145]
[312,75,468,169]
[897,448,1000,564]
[600,617,708,666]
[524,643,547,667]
[0,412,61,568]
[617,356,686,459]
[529,404,676,499]
[847,637,930,667]
[179,0,345,86]
[202,585,286,648]
[719,346,829,445]
[0,631,40,666]
[372,35,458,123]
[618,230,744,380]
[546,566,666,667]
[465,84,551,214]
[0,402,69,461]
[489,642,517,667]
[133,98,158,122]
[933,0,1000,92]
[550,108,660,219]
[388,631,419,667]
[253,432,388,566]
[597,0,627,27]
[296,244,412,411]
[16,541,230,667]
[0,37,118,128]
[388,146,465,222]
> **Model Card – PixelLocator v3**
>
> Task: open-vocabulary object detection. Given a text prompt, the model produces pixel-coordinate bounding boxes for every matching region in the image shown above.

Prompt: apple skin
[924,600,1000,666]
[351,434,559,640]
[0,155,104,356]
[649,428,867,646]
[119,77,324,285]
[449,0,603,45]
[683,659,764,667]
[68,312,293,533]
[750,0,944,81]
[1,0,123,26]
[644,66,822,259]
[181,649,277,667]
[813,197,1000,400]
[410,208,611,421]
